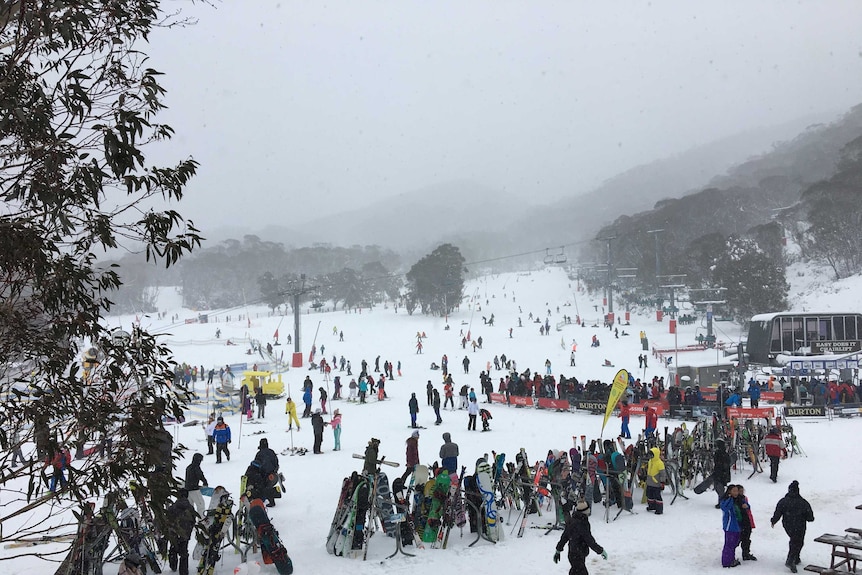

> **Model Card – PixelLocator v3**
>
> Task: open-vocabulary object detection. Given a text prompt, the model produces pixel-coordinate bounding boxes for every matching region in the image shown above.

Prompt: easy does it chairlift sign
[811,340,861,354]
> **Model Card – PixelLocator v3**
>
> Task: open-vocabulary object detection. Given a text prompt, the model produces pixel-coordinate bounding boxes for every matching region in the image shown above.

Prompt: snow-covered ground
[2,266,860,575]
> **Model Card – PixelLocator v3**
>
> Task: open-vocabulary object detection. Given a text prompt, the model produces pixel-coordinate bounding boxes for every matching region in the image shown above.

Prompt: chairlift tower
[283,274,320,356]
[646,229,664,294]
[690,287,728,345]
[657,275,687,319]
[599,237,616,317]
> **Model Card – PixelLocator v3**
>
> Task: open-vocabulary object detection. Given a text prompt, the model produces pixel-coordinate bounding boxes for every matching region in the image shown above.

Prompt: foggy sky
[147,1,862,232]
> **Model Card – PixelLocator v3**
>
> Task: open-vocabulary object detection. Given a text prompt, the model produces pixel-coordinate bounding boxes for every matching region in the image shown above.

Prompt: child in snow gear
[479,408,492,431]
[554,499,607,575]
[770,480,814,573]
[735,485,756,561]
[720,484,742,568]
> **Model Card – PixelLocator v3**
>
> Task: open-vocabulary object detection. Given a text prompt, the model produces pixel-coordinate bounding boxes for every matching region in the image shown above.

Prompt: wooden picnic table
[813,533,862,573]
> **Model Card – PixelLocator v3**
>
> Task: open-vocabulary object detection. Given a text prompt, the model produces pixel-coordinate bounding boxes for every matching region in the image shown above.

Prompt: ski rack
[464,499,496,547]
[665,460,689,505]
[227,495,258,562]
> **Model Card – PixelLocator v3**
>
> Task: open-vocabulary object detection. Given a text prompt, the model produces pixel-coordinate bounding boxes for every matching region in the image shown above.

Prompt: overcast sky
[146,0,862,231]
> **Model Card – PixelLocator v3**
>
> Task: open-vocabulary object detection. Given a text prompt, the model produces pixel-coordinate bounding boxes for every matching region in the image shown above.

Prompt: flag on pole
[273,328,279,341]
[601,368,630,436]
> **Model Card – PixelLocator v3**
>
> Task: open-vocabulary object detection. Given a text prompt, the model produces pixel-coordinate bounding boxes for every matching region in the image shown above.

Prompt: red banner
[508,395,534,407]
[628,400,668,415]
[537,398,570,410]
[490,393,507,404]
[726,407,776,420]
[761,392,784,403]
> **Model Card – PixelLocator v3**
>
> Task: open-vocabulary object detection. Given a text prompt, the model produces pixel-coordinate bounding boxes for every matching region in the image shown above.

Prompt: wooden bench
[804,565,849,574]
[832,549,862,562]
[845,527,862,536]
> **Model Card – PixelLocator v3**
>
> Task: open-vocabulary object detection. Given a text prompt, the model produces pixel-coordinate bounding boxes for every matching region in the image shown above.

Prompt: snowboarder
[408,393,419,428]
[770,480,814,573]
[426,380,434,406]
[479,408,492,431]
[553,499,608,575]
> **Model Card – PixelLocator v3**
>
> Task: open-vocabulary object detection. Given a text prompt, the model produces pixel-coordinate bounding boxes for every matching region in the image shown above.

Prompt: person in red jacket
[763,427,787,483]
[618,400,631,439]
[46,447,71,492]
[644,406,658,440]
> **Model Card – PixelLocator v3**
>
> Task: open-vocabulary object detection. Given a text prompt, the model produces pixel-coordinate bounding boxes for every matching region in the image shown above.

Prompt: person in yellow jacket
[645,446,668,515]
[285,397,301,431]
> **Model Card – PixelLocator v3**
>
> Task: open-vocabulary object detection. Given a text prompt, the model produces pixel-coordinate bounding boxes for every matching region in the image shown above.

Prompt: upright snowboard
[249,499,293,575]
[196,488,233,575]
[476,460,501,541]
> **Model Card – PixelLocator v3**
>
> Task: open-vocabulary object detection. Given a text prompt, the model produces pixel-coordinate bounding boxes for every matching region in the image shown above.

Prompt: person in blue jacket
[747,379,761,408]
[720,484,742,568]
[212,416,231,464]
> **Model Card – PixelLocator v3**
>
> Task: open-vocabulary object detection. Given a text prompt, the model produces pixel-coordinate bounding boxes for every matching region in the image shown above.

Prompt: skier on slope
[285,397,301,431]
[553,499,607,575]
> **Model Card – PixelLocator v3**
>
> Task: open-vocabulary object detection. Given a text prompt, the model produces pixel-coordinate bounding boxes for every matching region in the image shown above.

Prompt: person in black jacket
[311,409,328,454]
[166,489,198,575]
[713,439,732,508]
[254,438,279,477]
[183,453,208,517]
[554,499,608,575]
[770,480,815,573]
